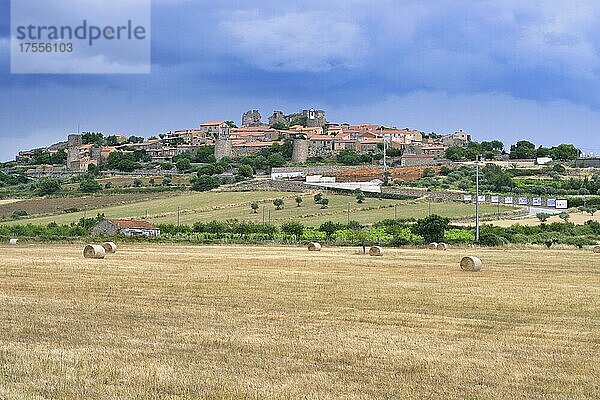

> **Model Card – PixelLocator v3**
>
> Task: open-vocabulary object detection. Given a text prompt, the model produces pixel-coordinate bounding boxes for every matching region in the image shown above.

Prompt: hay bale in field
[83,244,105,259]
[460,256,482,272]
[308,242,322,251]
[593,245,600,254]
[437,242,448,251]
[9,238,18,245]
[369,246,383,257]
[428,242,438,249]
[102,241,117,253]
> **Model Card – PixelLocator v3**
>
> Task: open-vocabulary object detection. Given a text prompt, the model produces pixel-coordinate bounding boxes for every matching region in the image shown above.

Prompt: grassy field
[0,244,598,399]
[4,190,514,227]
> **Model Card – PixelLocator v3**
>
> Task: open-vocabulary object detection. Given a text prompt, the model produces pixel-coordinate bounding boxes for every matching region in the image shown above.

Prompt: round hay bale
[437,242,448,251]
[83,244,105,259]
[460,256,482,272]
[102,241,117,253]
[369,246,383,257]
[9,238,18,245]
[308,242,322,251]
[428,242,438,249]
[593,245,600,254]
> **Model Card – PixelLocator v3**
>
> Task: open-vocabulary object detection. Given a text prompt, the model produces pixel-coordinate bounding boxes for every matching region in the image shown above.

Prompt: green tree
[509,140,536,159]
[176,158,192,172]
[191,175,220,192]
[251,202,259,214]
[81,132,104,146]
[105,135,120,146]
[106,151,141,172]
[295,196,303,207]
[337,150,364,165]
[281,221,304,241]
[79,177,101,193]
[355,189,366,204]
[127,136,145,144]
[194,146,216,163]
[445,146,465,161]
[536,212,551,223]
[319,221,341,239]
[313,193,323,204]
[267,154,286,168]
[87,163,100,176]
[273,198,284,210]
[550,144,581,161]
[36,178,62,196]
[413,214,450,243]
[237,164,254,178]
[320,198,329,209]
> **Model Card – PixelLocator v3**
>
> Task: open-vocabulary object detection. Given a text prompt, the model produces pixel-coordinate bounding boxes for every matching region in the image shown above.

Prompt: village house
[200,121,230,138]
[421,145,446,157]
[92,219,161,237]
[163,129,212,147]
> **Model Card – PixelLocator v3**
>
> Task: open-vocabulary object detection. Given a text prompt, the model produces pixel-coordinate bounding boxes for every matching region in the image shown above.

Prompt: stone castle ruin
[267,109,326,128]
[241,110,264,127]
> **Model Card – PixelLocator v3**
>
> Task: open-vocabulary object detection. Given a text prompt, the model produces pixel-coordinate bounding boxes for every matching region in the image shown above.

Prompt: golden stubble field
[0,244,598,399]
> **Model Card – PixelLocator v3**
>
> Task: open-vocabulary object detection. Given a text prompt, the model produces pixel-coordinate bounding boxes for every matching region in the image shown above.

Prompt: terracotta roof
[308,135,333,141]
[109,219,158,230]
[232,141,278,147]
[200,121,225,126]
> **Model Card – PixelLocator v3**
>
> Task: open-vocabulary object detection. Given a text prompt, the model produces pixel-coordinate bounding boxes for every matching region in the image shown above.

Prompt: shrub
[478,231,507,247]
[413,214,450,243]
[444,229,475,244]
[191,175,220,192]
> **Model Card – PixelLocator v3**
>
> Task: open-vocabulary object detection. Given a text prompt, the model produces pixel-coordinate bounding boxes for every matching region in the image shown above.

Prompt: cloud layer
[1,0,600,160]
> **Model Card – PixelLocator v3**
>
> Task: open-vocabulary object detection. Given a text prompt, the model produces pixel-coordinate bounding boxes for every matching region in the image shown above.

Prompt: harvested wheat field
[0,245,599,399]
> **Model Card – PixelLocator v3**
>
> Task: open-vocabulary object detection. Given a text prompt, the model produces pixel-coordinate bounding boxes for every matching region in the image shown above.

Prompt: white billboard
[463,194,472,202]
[532,198,542,206]
[556,200,568,209]
[518,197,528,205]
[504,196,514,204]
[491,196,500,203]
[547,198,557,207]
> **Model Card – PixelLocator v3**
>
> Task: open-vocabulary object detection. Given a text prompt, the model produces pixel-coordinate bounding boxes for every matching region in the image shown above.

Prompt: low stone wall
[382,187,466,201]
[224,179,320,193]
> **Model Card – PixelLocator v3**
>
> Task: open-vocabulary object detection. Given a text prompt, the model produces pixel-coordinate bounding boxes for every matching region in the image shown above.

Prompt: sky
[1,0,600,161]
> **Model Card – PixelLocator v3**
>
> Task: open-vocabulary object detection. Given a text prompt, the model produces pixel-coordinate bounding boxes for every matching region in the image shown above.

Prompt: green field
[4,190,516,227]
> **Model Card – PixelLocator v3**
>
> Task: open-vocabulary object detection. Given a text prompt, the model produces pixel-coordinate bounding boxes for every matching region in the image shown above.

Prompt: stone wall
[214,139,232,161]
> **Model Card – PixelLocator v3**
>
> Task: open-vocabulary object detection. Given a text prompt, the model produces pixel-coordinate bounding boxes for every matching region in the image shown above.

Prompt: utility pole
[347,203,350,225]
[475,155,480,243]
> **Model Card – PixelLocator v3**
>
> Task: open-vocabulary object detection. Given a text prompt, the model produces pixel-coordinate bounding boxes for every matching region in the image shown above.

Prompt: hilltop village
[14,108,473,176]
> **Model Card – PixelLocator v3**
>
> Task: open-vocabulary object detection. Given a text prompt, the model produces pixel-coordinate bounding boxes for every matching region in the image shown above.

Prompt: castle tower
[214,128,232,161]
[291,139,309,164]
